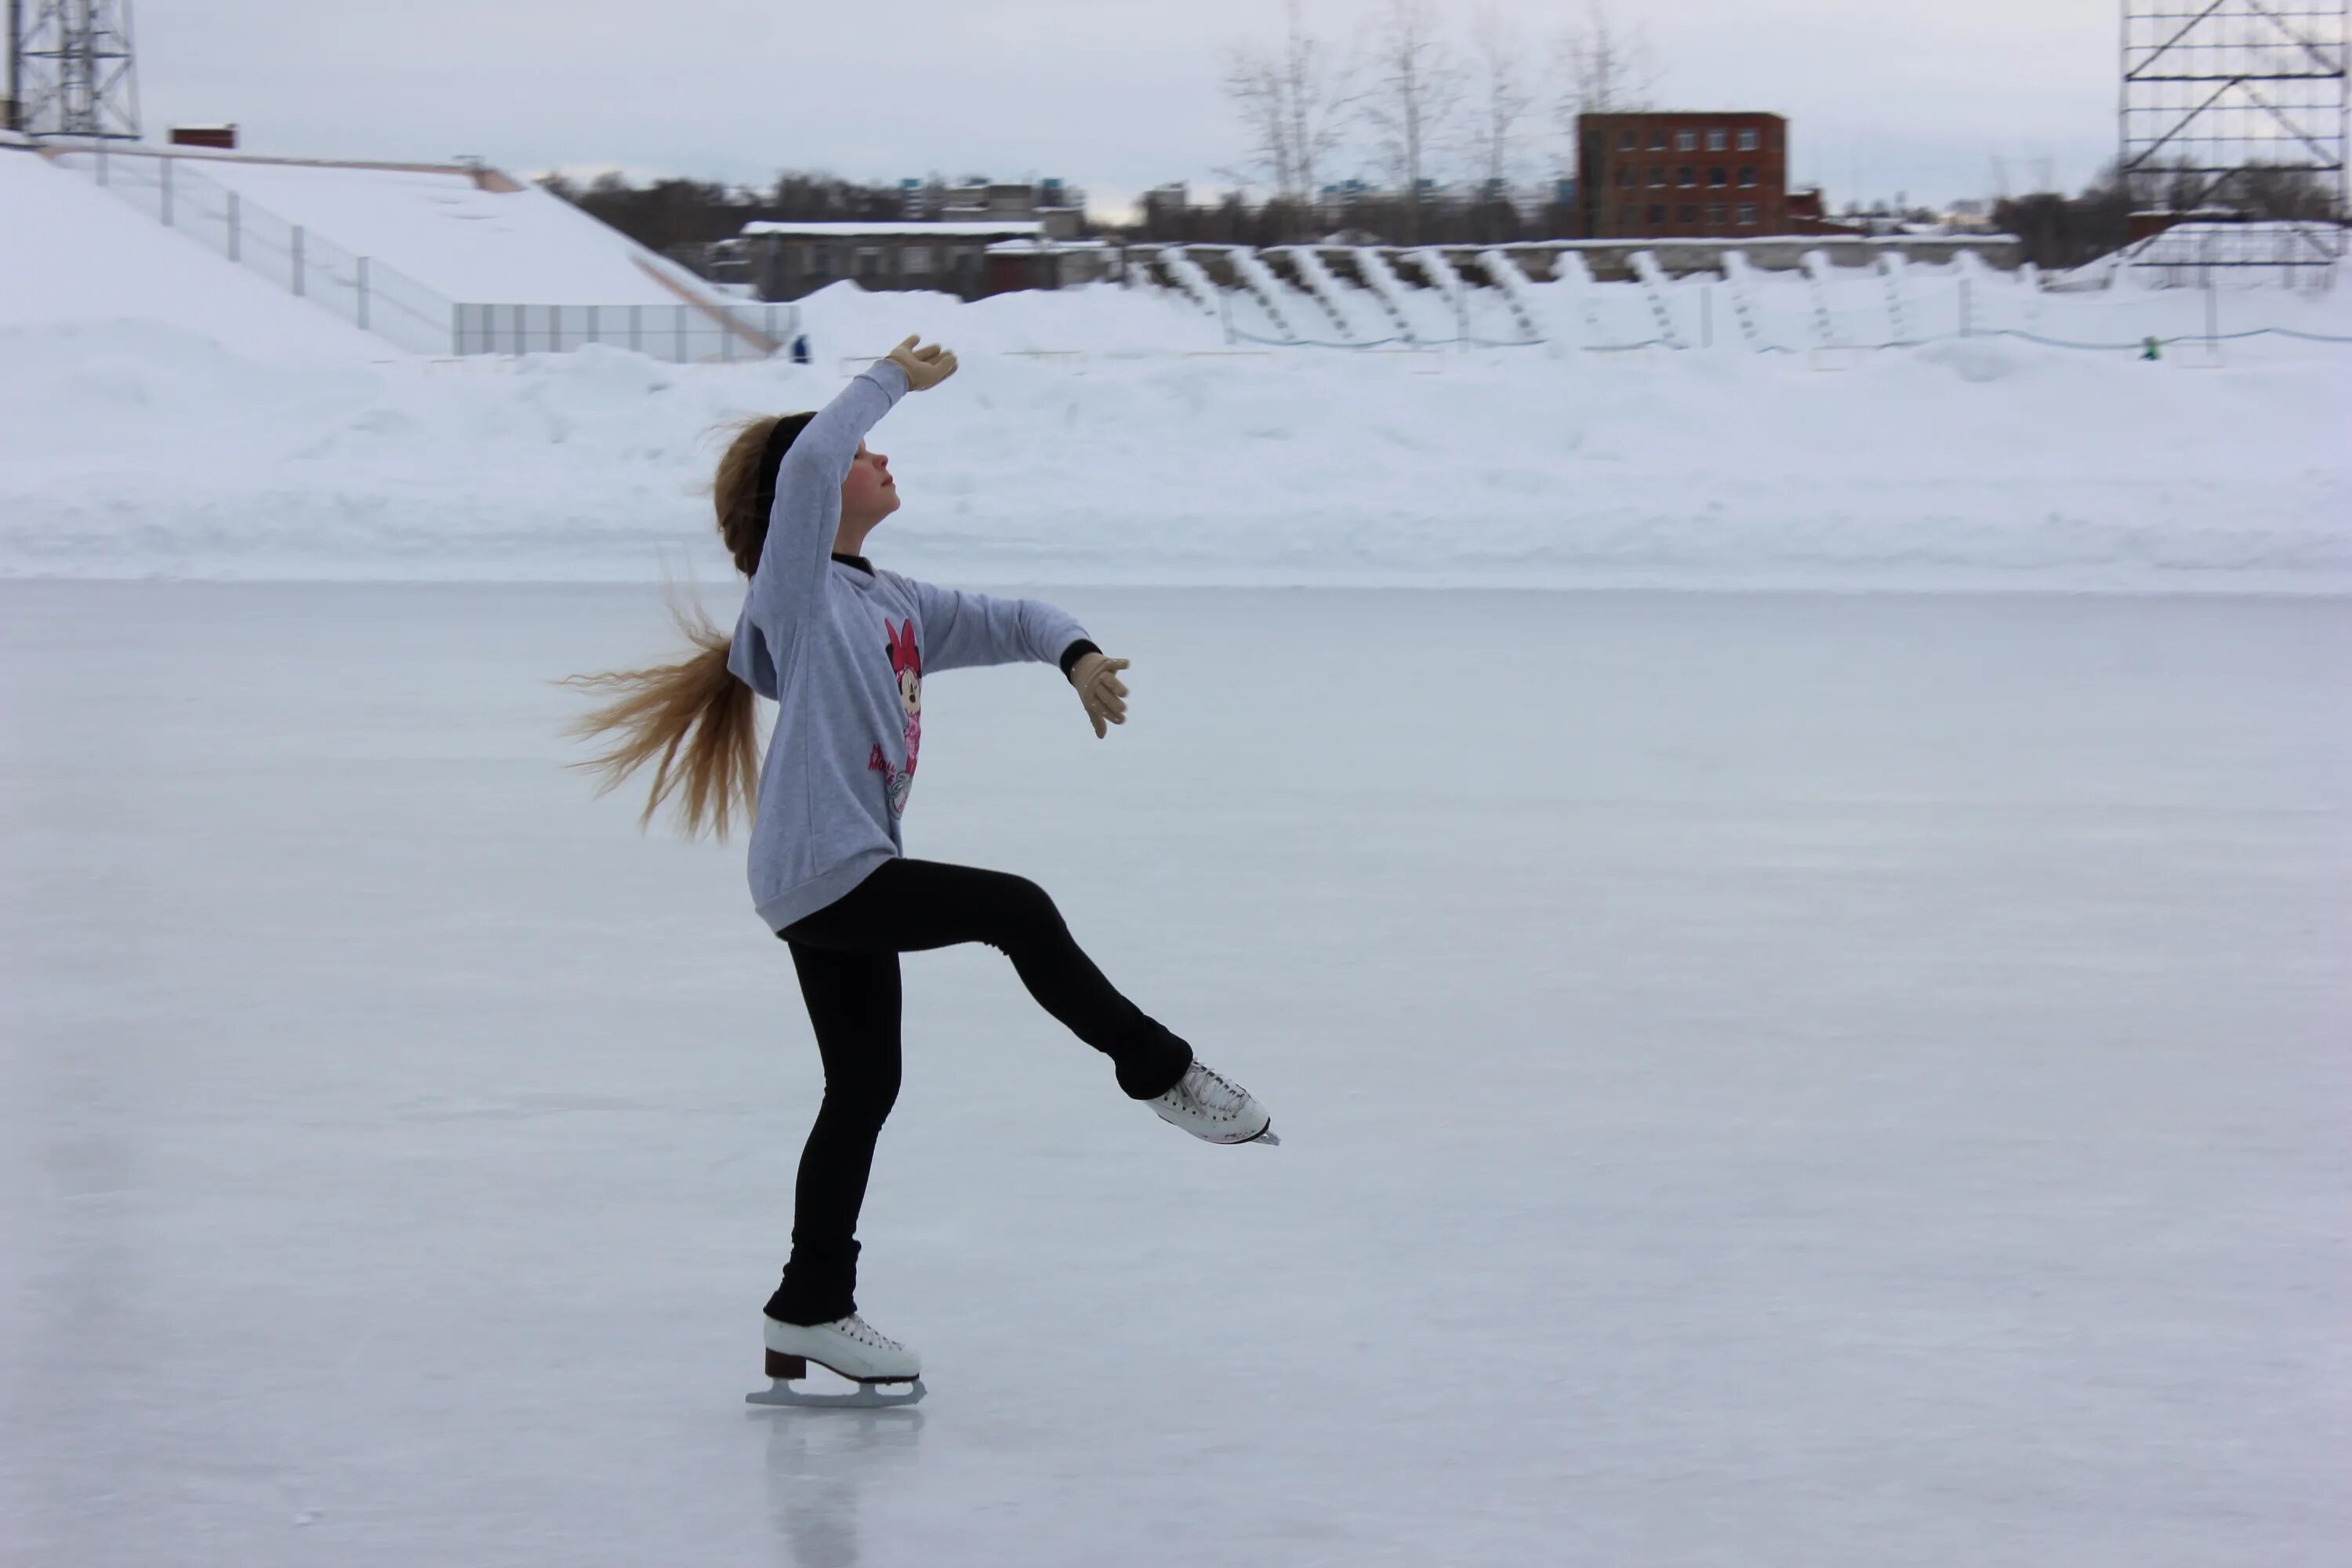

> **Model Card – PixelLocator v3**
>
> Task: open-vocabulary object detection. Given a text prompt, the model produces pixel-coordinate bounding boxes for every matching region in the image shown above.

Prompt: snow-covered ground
[4,583,2347,1566]
[2,293,2347,591]
[11,138,2348,592]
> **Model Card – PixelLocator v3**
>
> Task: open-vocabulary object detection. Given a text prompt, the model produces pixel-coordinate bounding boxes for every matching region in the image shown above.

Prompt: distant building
[1784,188,1862,235]
[1576,112,1792,238]
[1942,198,1995,233]
[735,174,1098,300]
[887,176,1086,239]
[673,235,755,289]
[169,125,239,151]
[740,220,1115,302]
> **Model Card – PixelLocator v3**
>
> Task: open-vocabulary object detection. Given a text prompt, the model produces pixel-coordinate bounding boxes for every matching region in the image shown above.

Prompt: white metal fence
[1192,246,2351,357]
[452,301,800,360]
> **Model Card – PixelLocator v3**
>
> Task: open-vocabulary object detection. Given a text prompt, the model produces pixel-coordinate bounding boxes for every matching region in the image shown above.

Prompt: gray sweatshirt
[727,358,1094,932]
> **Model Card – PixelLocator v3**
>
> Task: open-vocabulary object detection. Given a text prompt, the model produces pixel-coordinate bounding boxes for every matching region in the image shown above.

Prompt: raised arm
[742,358,912,633]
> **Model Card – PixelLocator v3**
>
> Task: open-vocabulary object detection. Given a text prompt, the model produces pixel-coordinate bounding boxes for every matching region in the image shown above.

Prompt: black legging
[764,857,1195,1326]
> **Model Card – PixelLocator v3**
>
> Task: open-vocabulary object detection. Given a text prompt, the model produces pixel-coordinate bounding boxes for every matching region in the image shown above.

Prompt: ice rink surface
[4,583,2347,1567]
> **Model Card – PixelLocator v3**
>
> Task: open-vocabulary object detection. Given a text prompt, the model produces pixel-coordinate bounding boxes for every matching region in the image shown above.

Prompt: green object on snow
[2142,336,2162,361]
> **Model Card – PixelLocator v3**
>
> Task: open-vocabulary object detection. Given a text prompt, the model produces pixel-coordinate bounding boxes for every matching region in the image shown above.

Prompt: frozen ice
[4,583,2345,1566]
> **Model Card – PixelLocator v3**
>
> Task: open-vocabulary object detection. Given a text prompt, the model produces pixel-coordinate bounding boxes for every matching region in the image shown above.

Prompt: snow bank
[1,272,2347,591]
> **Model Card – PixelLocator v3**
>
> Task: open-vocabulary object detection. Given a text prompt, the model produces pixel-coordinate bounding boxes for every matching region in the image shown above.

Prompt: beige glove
[884,334,958,391]
[1069,652,1130,739]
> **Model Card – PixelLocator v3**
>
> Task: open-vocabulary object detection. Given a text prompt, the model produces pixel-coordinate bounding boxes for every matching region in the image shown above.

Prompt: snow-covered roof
[983,238,1109,254]
[742,220,1044,238]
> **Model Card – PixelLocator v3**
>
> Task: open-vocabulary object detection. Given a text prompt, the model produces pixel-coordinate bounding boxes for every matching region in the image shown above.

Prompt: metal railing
[45,141,797,362]
[49,143,457,354]
[1198,252,2352,357]
[452,302,800,360]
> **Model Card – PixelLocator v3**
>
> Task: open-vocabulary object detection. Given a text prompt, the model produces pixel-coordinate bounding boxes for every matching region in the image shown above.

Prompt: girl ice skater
[569,336,1276,1406]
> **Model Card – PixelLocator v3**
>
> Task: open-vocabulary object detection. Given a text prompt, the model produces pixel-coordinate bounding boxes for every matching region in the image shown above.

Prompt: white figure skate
[1152,1060,1279,1145]
[746,1313,927,1409]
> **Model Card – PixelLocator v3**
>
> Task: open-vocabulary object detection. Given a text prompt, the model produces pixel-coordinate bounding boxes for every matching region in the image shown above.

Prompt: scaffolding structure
[2120,0,2347,274]
[8,0,140,140]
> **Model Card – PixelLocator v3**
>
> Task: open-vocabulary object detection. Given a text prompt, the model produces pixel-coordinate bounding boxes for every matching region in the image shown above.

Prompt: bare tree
[1219,42,1297,198]
[1216,0,1358,215]
[1357,0,1465,242]
[1549,0,1661,147]
[1465,5,1536,208]
[1282,0,1359,205]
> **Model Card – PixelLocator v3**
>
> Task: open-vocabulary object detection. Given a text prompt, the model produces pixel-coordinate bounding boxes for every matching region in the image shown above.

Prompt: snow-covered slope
[0,147,383,361]
[41,147,720,307]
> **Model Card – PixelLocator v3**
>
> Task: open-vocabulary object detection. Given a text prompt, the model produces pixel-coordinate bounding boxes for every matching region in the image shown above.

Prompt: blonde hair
[561,411,812,839]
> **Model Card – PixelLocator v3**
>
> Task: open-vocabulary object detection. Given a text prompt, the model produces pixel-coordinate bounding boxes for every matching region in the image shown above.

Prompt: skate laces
[1171,1063,1247,1118]
[835,1314,902,1351]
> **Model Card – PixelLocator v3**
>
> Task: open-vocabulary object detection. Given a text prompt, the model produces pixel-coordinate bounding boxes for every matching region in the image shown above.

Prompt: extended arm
[898,575,1094,674]
[898,575,1132,739]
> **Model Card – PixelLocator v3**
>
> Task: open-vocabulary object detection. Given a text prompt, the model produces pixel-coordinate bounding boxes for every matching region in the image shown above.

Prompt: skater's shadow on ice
[751,1405,925,1568]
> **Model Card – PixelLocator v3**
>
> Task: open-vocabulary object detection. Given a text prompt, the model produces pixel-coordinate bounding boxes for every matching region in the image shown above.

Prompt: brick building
[1577,112,1790,238]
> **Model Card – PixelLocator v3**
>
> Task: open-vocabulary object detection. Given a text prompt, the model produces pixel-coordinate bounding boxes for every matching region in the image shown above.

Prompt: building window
[1676,129,1697,151]
[1709,168,1727,187]
[1737,203,1758,224]
[857,247,881,279]
[1678,166,1695,187]
[1646,204,1666,225]
[1740,166,1757,187]
[1617,165,1635,187]
[1738,129,1760,151]
[1706,204,1725,225]
[1707,129,1727,151]
[1676,204,1697,223]
[902,245,933,274]
[1649,129,1667,151]
[1618,129,1637,151]
[1650,167,1666,188]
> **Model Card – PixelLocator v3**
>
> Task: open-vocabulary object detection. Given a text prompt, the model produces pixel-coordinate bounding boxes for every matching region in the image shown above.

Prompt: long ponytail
[562,410,812,839]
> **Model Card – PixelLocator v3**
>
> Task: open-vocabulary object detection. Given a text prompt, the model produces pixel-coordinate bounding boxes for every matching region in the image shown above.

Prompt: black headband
[751,416,798,519]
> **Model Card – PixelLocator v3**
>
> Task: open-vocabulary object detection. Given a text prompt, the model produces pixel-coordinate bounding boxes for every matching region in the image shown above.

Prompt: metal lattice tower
[2122,2,2347,218]
[9,0,141,140]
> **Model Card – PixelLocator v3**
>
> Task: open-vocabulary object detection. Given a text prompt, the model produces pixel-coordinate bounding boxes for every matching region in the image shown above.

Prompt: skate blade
[1244,1122,1279,1146]
[746,1376,927,1410]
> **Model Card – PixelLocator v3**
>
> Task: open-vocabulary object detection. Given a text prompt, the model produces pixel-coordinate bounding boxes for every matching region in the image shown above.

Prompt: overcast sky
[136,0,2122,216]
